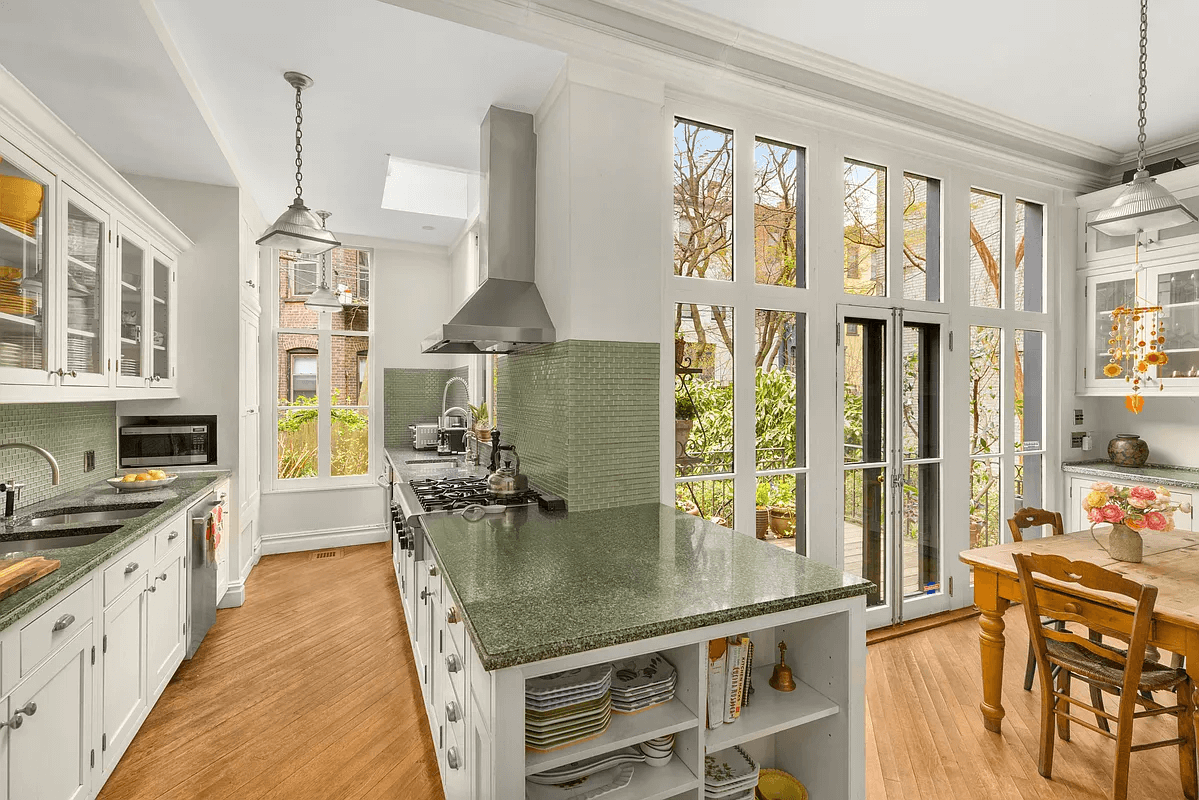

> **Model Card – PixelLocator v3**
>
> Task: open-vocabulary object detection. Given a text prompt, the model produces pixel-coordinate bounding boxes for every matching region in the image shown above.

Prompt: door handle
[445,700,462,723]
[167,531,179,541]
[446,746,461,770]
[124,562,139,574]
[445,653,462,673]
[51,613,75,633]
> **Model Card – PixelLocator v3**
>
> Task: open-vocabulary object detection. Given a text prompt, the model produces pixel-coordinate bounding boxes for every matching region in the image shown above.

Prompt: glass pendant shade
[304,282,343,311]
[1090,170,1199,237]
[257,199,340,254]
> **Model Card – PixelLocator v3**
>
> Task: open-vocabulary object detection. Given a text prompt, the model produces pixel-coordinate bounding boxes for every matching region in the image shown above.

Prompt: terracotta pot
[755,508,771,540]
[769,507,795,537]
[969,519,983,549]
[1108,433,1149,467]
[675,419,694,458]
[1106,522,1144,563]
[472,422,492,442]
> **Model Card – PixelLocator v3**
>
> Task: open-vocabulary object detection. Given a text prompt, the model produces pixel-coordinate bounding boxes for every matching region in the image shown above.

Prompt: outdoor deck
[769,520,925,595]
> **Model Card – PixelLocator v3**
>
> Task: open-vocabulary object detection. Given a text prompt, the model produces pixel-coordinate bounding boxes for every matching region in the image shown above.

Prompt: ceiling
[0,0,235,186]
[153,0,565,246]
[672,0,1199,156]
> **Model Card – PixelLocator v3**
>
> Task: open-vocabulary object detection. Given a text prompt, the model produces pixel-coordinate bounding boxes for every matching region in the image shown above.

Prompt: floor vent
[308,548,343,561]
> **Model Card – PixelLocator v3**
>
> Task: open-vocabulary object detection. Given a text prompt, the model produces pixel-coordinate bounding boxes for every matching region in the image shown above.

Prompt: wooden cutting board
[0,557,60,601]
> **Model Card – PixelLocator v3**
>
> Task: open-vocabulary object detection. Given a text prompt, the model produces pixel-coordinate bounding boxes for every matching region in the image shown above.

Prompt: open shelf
[704,666,838,751]
[526,699,698,776]
[67,255,97,273]
[604,757,698,800]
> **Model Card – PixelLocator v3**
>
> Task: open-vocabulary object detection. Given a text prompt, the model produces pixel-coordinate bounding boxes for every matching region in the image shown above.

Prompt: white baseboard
[260,523,388,556]
[218,581,246,609]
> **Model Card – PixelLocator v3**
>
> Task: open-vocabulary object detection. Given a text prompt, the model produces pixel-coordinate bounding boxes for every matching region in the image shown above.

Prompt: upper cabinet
[1076,164,1199,396]
[0,78,190,401]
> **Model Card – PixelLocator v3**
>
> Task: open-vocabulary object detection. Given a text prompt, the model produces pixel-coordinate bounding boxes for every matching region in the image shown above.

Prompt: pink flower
[1100,504,1125,523]
[1126,517,1145,531]
[1144,511,1168,531]
[1130,486,1157,502]
[1129,495,1151,509]
[1087,507,1105,524]
[1091,481,1117,494]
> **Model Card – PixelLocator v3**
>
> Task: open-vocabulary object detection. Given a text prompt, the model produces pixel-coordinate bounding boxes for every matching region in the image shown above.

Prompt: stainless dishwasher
[185,489,224,659]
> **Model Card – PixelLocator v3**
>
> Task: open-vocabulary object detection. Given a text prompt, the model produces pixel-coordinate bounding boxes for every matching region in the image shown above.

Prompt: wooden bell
[769,640,796,692]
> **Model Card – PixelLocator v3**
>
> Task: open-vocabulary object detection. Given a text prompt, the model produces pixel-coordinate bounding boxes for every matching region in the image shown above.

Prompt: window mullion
[318,328,332,479]
[732,126,756,536]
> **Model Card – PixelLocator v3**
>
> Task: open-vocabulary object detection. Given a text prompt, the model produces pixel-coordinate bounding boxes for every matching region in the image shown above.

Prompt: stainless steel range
[408,476,547,512]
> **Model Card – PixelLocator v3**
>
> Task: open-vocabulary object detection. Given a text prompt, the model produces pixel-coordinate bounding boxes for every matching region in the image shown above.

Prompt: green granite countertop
[1062,460,1199,489]
[0,471,231,633]
[422,502,873,670]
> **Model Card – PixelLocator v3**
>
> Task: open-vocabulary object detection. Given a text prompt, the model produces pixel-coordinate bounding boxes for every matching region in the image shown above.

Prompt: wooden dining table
[960,527,1199,734]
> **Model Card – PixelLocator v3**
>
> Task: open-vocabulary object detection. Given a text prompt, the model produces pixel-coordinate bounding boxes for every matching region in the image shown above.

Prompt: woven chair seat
[1046,638,1187,692]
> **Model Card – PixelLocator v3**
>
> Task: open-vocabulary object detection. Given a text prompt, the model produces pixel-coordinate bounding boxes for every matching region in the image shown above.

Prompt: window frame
[287,347,318,402]
[288,257,320,299]
[270,246,375,491]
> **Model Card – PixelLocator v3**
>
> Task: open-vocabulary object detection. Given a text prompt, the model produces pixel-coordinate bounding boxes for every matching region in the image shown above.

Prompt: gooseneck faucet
[441,375,470,427]
[0,442,61,521]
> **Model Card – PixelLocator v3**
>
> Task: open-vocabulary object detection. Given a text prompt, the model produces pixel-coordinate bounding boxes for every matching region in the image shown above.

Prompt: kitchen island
[387,451,872,799]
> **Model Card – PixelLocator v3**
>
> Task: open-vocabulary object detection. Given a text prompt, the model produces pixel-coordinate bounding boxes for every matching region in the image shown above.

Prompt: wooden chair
[1014,552,1197,800]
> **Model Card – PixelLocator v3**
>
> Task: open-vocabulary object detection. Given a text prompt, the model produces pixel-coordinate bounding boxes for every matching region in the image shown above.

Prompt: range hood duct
[422,107,554,355]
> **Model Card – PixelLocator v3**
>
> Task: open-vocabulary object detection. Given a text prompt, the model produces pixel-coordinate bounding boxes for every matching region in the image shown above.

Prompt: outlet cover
[1071,432,1085,449]
[84,450,95,472]
[1074,409,1084,425]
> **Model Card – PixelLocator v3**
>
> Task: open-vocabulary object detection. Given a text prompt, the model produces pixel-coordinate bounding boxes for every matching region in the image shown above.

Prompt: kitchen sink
[26,504,159,527]
[406,458,459,465]
[0,525,124,554]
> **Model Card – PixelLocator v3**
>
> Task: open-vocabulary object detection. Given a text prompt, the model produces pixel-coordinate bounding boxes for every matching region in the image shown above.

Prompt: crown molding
[1116,130,1199,168]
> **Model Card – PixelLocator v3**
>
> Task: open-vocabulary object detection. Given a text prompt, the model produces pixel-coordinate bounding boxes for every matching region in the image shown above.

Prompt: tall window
[275,247,373,483]
[844,160,886,296]
[672,116,810,554]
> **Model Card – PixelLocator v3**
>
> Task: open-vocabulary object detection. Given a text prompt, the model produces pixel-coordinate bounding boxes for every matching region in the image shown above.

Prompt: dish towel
[205,503,224,563]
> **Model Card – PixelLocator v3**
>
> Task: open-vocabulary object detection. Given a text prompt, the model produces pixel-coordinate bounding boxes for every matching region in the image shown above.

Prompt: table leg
[976,570,1011,734]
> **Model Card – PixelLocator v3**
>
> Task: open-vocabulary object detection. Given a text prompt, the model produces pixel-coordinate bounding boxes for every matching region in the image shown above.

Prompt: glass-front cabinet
[0,144,54,385]
[1152,263,1199,386]
[151,252,174,385]
[117,225,149,387]
[62,185,109,385]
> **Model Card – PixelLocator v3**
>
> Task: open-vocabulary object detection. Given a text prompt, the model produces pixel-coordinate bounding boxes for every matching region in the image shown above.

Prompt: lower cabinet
[7,625,93,800]
[100,578,147,774]
[470,698,492,800]
[146,551,185,701]
[1066,474,1195,532]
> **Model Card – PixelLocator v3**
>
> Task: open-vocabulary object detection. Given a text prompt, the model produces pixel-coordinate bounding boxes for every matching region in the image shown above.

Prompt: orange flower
[1144,351,1164,365]
[1103,363,1123,378]
[1125,394,1144,414]
[1136,360,1149,373]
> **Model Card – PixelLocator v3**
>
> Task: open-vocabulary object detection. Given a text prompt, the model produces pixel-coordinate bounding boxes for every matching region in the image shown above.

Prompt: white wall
[115,174,247,567]
[1085,397,1199,468]
[535,63,665,344]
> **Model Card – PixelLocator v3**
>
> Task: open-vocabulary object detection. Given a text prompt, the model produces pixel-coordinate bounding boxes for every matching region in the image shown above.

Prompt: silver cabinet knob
[446,746,461,770]
[51,614,75,633]
[428,563,439,577]
[167,531,179,541]
[156,572,168,582]
[50,368,77,378]
[445,653,462,673]
[15,702,35,717]
[445,700,462,723]
[146,585,156,593]
[419,588,429,602]
[3,715,20,730]
[245,279,256,287]
[124,562,139,575]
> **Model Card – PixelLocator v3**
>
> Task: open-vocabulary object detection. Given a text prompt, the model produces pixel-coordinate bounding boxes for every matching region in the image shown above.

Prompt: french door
[837,305,949,628]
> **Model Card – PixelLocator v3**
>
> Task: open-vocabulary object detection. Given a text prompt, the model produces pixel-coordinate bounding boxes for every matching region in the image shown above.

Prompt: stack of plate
[67,295,95,329]
[610,652,677,714]
[526,664,613,752]
[0,336,41,369]
[705,746,760,800]
[67,335,94,373]
[638,734,674,766]
[120,355,140,376]
[527,745,645,786]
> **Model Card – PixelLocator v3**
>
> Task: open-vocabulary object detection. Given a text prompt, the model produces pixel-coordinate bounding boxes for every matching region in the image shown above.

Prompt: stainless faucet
[441,376,469,428]
[0,443,61,521]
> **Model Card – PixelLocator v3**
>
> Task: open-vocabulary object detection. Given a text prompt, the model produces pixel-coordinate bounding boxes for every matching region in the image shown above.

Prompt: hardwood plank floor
[98,543,444,800]
[100,542,1186,799]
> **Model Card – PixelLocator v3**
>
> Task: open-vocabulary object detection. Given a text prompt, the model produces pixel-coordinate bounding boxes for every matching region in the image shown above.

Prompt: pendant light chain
[293,83,304,201]
[1136,0,1148,172]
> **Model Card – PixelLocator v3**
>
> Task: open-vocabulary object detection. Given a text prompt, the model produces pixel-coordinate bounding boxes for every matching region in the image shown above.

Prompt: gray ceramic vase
[1108,433,1149,467]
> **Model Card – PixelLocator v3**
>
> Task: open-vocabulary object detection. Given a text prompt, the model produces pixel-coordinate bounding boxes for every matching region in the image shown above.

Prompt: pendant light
[257,72,341,254]
[304,210,343,312]
[1089,0,1198,238]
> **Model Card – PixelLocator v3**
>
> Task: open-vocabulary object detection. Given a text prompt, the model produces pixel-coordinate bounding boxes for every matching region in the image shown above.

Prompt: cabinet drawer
[154,511,186,563]
[445,597,465,664]
[442,680,467,784]
[104,538,154,605]
[19,579,93,677]
[443,637,465,706]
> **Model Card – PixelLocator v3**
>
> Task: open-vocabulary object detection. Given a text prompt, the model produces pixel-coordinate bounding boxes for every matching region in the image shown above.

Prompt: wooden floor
[97,543,445,800]
[99,542,1185,800]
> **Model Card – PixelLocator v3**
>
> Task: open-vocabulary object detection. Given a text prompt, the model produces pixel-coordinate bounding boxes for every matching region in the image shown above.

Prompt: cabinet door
[115,225,150,387]
[1067,477,1094,532]
[1149,263,1199,386]
[101,580,146,772]
[1083,270,1138,391]
[146,551,185,700]
[470,697,492,800]
[0,141,55,386]
[149,250,175,387]
[239,217,261,312]
[60,185,111,387]
[8,624,92,800]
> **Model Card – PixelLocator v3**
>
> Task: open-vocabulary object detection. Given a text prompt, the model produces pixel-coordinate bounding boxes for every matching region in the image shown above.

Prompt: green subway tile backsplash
[383,366,469,449]
[0,402,116,507]
[497,340,659,511]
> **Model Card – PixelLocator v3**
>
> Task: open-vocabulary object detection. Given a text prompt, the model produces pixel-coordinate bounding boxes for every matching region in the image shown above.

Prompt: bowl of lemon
[106,469,178,493]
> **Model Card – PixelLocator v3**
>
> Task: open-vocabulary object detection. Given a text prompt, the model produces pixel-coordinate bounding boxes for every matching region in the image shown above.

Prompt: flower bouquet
[1081,481,1192,562]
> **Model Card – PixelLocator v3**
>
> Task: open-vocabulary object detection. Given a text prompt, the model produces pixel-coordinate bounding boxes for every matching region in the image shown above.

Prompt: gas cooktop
[409,476,559,513]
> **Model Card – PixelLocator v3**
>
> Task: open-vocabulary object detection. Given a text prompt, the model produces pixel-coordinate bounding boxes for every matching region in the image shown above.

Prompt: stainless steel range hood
[422,107,554,355]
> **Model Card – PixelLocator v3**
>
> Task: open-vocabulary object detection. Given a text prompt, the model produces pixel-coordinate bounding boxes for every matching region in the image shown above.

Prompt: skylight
[380,156,479,220]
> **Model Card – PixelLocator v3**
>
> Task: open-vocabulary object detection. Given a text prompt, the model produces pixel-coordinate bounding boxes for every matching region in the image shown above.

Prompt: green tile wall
[0,402,116,507]
[498,340,659,511]
[383,366,469,449]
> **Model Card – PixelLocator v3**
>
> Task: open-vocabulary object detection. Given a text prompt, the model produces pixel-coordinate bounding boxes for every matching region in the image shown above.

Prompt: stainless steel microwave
[119,422,216,468]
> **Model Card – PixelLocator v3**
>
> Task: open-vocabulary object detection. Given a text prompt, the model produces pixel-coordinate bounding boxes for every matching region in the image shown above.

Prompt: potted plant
[755,482,771,540]
[675,389,697,458]
[468,402,491,442]
[767,478,796,538]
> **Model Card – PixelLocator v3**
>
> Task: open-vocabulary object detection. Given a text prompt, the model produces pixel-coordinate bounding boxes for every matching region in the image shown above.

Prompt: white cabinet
[60,185,112,388]
[8,625,93,800]
[100,580,146,773]
[239,217,261,313]
[470,698,492,800]
[239,309,261,514]
[146,550,185,701]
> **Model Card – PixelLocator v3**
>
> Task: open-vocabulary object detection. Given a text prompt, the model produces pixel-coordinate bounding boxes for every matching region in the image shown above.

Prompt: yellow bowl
[756,769,808,800]
[0,175,44,236]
